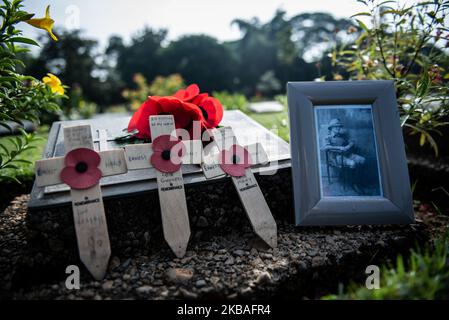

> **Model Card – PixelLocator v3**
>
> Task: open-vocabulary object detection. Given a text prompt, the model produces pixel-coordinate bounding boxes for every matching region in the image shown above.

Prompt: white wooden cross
[123,115,203,258]
[34,124,127,280]
[201,126,277,248]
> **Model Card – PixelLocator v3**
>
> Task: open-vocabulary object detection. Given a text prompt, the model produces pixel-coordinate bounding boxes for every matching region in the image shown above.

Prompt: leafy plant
[333,0,449,155]
[122,73,185,111]
[324,234,449,299]
[0,0,63,183]
[0,128,42,183]
[212,91,248,112]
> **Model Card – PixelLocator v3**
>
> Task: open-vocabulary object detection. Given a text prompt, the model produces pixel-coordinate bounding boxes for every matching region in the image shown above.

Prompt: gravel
[1,192,446,300]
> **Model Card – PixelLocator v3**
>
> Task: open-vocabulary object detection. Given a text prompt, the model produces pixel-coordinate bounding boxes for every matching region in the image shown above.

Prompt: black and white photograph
[314,105,382,197]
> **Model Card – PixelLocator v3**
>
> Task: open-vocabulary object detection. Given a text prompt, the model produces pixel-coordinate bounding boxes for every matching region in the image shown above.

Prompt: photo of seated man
[315,105,382,197]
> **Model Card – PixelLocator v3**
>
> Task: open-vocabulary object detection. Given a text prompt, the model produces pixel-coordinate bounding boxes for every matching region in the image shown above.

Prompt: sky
[22,0,368,47]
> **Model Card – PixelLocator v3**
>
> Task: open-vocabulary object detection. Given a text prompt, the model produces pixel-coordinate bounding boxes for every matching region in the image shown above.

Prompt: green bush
[212,91,248,112]
[333,0,449,155]
[0,0,63,183]
[122,73,185,111]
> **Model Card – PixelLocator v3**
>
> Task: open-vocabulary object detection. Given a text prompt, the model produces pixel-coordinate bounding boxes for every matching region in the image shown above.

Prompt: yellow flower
[43,73,64,95]
[25,5,58,41]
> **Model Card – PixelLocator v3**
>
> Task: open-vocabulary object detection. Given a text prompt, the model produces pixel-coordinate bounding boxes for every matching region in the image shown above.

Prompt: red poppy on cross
[34,125,127,280]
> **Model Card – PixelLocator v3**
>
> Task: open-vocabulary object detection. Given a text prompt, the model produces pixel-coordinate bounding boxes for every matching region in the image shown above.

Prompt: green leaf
[0,122,12,132]
[380,9,403,16]
[8,37,39,46]
[0,143,10,156]
[416,71,431,98]
[420,132,426,146]
[1,164,19,170]
[351,12,372,18]
[355,19,369,32]
[12,159,31,164]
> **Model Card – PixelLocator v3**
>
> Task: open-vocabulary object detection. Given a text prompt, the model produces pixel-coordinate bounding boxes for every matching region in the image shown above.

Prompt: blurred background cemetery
[1,0,449,299]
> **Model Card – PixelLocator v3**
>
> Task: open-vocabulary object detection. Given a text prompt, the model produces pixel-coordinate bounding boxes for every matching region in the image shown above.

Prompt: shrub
[211,91,248,112]
[122,73,185,111]
[0,0,63,183]
[333,0,449,155]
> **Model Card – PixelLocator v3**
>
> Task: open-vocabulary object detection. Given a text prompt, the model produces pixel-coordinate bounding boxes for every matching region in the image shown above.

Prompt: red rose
[128,96,203,139]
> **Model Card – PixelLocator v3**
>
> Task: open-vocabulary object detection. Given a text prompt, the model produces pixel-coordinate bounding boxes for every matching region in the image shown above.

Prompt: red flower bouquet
[127,84,223,140]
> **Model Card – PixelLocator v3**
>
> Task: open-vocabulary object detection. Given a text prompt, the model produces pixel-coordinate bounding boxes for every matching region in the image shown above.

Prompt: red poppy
[174,85,224,129]
[197,96,224,129]
[219,144,252,177]
[173,84,200,102]
[150,134,186,173]
[128,96,162,139]
[128,96,203,140]
[128,84,224,140]
[191,93,209,105]
[60,148,102,190]
[158,97,203,129]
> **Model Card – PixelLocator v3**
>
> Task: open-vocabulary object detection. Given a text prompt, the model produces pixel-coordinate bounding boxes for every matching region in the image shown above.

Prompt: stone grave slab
[248,101,284,113]
[28,110,291,209]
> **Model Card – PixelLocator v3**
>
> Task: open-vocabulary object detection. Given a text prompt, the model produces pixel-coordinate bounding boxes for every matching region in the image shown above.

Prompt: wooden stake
[35,124,127,280]
[211,127,277,248]
[149,115,191,258]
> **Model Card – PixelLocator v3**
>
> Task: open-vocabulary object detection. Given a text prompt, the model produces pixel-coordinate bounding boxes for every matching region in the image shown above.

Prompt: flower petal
[220,163,246,177]
[128,97,162,139]
[198,97,224,128]
[64,148,101,168]
[150,135,185,172]
[173,84,200,102]
[218,145,252,177]
[158,97,203,129]
[60,166,102,190]
[191,93,209,106]
[150,153,182,173]
[151,134,181,152]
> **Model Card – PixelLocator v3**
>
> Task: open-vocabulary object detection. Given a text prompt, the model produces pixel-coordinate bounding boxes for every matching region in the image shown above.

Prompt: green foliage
[324,234,449,299]
[0,0,61,126]
[122,73,185,111]
[106,28,167,89]
[232,10,356,95]
[333,0,449,155]
[61,84,97,120]
[211,91,248,112]
[248,110,290,142]
[0,0,62,183]
[28,29,120,108]
[162,35,237,93]
[246,96,290,142]
[0,128,45,183]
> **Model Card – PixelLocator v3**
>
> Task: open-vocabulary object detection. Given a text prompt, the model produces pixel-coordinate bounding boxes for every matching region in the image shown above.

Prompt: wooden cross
[202,126,277,248]
[123,115,203,258]
[34,124,127,280]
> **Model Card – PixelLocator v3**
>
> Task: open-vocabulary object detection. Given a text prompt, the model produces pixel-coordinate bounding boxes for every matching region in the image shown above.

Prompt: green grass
[246,110,290,142]
[323,235,449,300]
[0,127,49,182]
[244,95,290,142]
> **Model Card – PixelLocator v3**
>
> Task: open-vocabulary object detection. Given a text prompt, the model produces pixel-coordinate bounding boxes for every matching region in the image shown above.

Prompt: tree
[106,28,167,89]
[161,35,237,93]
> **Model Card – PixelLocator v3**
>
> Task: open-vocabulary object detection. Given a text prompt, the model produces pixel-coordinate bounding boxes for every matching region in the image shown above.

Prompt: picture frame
[287,80,414,226]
